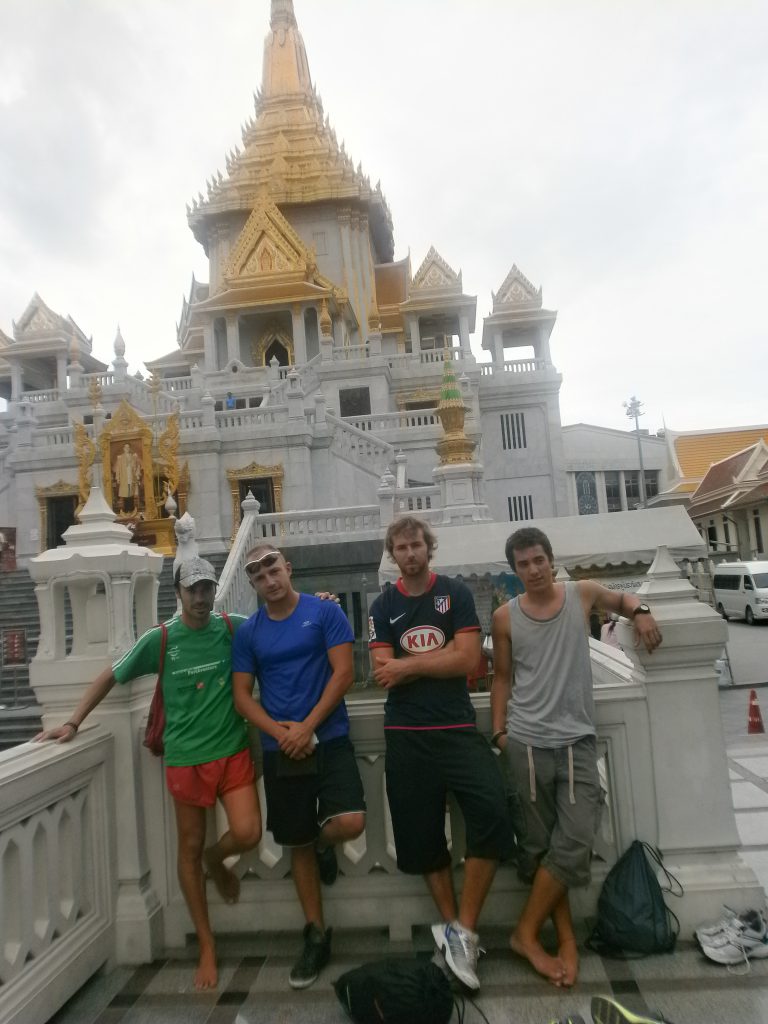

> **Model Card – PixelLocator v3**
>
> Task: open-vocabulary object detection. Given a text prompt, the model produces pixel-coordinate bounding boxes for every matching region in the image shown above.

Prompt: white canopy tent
[378,506,706,583]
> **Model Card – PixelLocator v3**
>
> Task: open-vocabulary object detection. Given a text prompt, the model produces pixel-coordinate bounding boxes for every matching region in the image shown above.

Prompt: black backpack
[334,958,455,1024]
[587,840,683,957]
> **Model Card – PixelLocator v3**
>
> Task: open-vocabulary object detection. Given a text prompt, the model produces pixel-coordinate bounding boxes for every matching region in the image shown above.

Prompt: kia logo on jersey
[400,626,446,653]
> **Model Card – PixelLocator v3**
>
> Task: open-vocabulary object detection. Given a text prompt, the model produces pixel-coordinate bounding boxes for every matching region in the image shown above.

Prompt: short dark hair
[505,527,554,570]
[384,515,437,559]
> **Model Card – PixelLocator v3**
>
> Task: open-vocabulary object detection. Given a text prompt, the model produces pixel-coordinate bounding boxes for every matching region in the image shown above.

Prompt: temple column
[10,362,22,401]
[492,331,504,365]
[203,319,216,371]
[408,315,421,358]
[225,315,240,365]
[291,304,308,366]
[458,314,471,356]
[56,353,68,393]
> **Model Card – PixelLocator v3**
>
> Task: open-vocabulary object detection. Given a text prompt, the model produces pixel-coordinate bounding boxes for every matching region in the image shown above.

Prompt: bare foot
[204,847,240,904]
[558,936,579,987]
[510,930,566,986]
[194,943,218,990]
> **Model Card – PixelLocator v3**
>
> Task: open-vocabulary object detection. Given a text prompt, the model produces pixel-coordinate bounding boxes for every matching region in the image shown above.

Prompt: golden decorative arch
[226,461,284,544]
[34,480,79,551]
[98,400,157,519]
[251,323,294,367]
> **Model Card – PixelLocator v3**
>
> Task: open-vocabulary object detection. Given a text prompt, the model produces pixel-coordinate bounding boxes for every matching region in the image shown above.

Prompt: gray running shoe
[431,920,481,990]
[289,922,332,989]
[591,995,674,1024]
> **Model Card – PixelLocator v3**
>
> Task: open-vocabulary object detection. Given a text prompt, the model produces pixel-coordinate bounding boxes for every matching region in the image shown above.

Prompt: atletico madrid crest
[434,595,450,614]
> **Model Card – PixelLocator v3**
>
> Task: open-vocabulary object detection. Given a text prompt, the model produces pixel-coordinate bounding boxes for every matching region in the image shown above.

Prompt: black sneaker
[316,843,338,885]
[289,922,332,989]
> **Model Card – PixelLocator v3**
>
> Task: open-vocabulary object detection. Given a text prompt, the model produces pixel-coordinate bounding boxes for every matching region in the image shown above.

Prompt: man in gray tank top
[490,527,662,988]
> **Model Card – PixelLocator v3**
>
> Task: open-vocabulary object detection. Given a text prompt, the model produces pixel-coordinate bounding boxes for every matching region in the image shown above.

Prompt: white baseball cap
[177,557,218,588]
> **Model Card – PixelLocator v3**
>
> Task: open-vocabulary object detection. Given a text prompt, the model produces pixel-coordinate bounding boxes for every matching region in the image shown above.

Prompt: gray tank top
[506,581,596,748]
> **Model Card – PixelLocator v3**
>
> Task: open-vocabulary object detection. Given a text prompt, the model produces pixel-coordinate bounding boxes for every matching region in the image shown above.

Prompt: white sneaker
[694,905,766,944]
[431,920,482,990]
[699,912,768,966]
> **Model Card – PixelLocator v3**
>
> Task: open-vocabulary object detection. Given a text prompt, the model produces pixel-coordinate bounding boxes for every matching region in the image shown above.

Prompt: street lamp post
[623,395,647,508]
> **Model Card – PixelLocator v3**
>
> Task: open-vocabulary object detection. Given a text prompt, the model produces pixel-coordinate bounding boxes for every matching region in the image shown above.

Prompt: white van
[712,561,768,625]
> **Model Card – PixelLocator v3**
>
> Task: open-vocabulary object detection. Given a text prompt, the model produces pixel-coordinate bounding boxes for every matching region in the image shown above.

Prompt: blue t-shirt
[231,593,354,751]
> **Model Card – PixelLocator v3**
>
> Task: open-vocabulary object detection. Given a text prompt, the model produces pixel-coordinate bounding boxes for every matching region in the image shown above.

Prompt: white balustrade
[480,358,549,376]
[23,388,60,403]
[345,410,441,432]
[332,344,370,361]
[327,413,394,477]
[32,427,76,447]
[395,486,441,513]
[215,406,287,430]
[0,732,116,1024]
[160,376,194,392]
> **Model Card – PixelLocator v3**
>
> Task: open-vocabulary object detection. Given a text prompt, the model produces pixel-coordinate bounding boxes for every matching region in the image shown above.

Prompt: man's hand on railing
[34,721,79,744]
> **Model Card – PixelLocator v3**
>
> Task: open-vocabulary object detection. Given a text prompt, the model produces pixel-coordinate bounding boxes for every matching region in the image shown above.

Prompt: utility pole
[623,395,647,508]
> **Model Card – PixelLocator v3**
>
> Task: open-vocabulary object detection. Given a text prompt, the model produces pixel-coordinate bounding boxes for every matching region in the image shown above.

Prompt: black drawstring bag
[334,958,454,1024]
[587,840,683,957]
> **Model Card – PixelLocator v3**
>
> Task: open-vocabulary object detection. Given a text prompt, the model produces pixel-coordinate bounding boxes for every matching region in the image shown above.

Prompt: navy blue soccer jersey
[368,573,480,728]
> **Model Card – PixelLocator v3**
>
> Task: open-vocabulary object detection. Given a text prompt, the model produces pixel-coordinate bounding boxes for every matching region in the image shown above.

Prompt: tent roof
[378,506,705,582]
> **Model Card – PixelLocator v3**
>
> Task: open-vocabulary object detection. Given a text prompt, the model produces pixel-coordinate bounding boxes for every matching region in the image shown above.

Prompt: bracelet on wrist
[491,729,507,748]
[64,721,79,733]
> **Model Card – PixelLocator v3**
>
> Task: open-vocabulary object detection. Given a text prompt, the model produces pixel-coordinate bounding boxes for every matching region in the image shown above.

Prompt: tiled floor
[47,924,768,1024]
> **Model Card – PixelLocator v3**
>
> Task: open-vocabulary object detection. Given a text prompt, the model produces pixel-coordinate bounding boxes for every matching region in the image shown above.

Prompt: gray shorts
[505,734,603,889]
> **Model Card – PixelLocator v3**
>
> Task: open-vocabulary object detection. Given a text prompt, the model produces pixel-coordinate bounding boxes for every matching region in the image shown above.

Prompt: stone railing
[160,375,194,392]
[81,372,116,389]
[395,485,441,514]
[215,406,288,431]
[326,413,394,478]
[332,343,370,362]
[0,731,116,1024]
[32,426,76,448]
[344,410,441,433]
[479,358,550,376]
[22,388,61,403]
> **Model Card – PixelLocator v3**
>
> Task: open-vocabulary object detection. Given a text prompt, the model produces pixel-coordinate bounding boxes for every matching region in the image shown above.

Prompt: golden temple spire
[262,0,312,99]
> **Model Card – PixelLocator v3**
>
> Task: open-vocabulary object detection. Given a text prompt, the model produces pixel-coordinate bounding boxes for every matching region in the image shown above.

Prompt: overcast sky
[1,0,765,434]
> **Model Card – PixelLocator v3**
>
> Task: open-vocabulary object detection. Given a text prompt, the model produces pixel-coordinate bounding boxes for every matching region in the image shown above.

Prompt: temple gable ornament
[226,199,322,284]
[493,265,542,310]
[412,247,462,294]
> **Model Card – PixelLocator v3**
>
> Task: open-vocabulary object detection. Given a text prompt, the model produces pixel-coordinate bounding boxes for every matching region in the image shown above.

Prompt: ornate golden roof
[187,0,393,262]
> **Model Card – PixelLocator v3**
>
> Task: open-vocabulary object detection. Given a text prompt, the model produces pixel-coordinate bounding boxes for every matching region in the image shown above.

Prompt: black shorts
[262,736,366,846]
[385,728,515,874]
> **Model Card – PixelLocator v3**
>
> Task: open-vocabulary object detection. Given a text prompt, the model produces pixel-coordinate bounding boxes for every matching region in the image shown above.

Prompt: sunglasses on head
[244,551,281,575]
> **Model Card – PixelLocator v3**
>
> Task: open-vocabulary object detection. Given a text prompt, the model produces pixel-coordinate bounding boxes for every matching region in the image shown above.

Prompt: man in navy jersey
[232,544,365,990]
[369,516,514,991]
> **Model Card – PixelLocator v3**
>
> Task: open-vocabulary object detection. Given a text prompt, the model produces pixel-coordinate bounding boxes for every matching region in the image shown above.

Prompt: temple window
[339,386,371,418]
[500,412,527,451]
[508,494,534,522]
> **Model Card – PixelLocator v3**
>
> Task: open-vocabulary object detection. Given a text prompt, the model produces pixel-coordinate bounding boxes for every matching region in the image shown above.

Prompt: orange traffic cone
[748,689,765,735]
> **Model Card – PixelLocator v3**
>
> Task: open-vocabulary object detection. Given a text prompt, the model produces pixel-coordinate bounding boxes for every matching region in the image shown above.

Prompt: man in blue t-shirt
[232,544,365,990]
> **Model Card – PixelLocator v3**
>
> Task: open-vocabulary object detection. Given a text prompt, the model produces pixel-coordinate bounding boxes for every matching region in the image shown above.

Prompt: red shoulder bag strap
[157,621,168,677]
[221,611,234,637]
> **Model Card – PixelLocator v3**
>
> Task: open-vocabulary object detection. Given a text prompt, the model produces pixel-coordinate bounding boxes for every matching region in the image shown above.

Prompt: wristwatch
[632,603,651,617]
